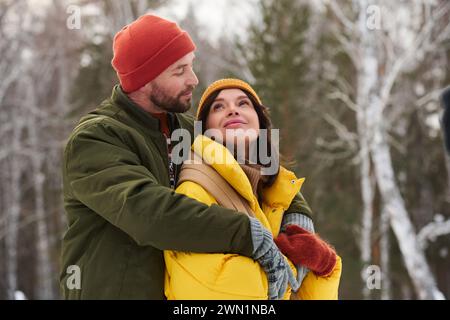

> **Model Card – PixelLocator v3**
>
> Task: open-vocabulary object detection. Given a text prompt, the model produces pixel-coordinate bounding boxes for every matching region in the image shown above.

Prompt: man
[60,15,314,299]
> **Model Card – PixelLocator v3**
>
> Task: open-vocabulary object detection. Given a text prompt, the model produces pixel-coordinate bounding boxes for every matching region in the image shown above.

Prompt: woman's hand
[274,225,337,277]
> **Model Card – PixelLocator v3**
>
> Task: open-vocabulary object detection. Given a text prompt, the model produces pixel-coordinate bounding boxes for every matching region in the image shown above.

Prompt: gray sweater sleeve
[281,212,315,233]
[280,212,315,289]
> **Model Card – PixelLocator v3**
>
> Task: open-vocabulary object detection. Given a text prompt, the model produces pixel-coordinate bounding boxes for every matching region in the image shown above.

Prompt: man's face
[145,52,198,113]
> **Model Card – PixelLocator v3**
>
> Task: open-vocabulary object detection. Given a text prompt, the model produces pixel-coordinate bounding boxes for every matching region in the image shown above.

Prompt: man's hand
[249,217,299,299]
[255,241,299,300]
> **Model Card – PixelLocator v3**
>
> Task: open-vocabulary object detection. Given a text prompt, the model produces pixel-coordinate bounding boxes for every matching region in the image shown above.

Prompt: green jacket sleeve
[285,191,314,220]
[64,122,253,256]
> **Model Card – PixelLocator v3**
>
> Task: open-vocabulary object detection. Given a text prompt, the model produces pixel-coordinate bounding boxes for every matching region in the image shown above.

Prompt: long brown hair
[197,88,280,187]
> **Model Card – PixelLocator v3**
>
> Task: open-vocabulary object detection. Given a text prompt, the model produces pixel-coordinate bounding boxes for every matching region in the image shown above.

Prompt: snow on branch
[380,2,450,109]
[417,214,450,249]
[323,112,358,143]
[317,112,359,159]
[327,90,358,112]
[326,0,357,33]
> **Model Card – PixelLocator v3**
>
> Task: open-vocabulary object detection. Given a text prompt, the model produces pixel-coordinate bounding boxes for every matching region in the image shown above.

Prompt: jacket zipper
[165,135,176,189]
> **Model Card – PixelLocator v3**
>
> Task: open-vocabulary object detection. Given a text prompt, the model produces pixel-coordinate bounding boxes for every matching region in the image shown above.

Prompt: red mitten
[274,225,337,277]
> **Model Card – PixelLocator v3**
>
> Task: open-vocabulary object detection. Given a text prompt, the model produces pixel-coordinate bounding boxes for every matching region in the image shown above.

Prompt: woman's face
[205,88,260,145]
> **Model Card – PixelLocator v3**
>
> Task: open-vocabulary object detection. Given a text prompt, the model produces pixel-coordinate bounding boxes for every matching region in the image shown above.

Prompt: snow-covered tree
[324,0,450,299]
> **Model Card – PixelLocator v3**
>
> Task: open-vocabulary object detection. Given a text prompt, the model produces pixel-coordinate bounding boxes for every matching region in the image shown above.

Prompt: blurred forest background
[0,0,449,300]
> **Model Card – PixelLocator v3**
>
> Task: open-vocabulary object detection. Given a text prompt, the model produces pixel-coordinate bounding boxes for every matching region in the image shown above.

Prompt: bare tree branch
[418,215,450,249]
[327,90,358,112]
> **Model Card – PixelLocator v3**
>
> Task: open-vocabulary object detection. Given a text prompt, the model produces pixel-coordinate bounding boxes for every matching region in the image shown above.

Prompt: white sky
[153,0,259,44]
[27,0,258,44]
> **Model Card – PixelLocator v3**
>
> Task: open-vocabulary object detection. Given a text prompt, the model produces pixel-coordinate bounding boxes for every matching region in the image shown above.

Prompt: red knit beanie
[111,15,196,93]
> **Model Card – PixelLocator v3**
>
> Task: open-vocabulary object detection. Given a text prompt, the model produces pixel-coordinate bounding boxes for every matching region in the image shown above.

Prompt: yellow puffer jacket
[164,135,341,300]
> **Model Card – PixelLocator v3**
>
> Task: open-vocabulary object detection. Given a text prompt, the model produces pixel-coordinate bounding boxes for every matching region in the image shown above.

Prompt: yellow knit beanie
[196,78,262,118]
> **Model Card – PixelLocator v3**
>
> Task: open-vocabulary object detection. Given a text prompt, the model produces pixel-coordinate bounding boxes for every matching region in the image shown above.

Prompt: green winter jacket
[59,85,313,299]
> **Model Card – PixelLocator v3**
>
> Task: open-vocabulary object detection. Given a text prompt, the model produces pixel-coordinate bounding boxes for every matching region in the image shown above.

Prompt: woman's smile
[223,118,248,128]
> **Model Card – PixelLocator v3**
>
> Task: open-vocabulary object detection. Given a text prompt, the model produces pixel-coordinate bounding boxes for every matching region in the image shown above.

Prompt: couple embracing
[60,14,341,300]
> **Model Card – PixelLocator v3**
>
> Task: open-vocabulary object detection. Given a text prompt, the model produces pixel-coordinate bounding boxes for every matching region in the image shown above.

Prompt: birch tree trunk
[25,79,55,300]
[356,74,375,300]
[5,113,24,300]
[355,0,445,299]
[380,207,391,300]
[355,0,377,299]
[370,124,444,299]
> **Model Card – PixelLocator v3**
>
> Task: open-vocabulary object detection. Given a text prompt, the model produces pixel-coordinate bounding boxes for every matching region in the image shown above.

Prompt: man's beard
[150,83,194,113]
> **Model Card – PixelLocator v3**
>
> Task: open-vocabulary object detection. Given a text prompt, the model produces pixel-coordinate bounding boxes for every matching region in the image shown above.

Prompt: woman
[164,79,341,300]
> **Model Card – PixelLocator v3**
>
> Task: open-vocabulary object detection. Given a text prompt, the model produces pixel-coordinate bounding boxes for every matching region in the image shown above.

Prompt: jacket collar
[112,85,175,134]
[192,135,256,208]
[261,166,304,209]
[192,135,304,211]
